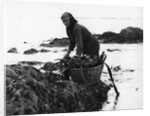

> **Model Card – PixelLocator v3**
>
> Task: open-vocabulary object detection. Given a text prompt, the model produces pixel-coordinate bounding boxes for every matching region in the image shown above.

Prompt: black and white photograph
[4,0,143,115]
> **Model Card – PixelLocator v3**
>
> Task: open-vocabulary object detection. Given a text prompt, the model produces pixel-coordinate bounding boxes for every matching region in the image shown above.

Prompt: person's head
[61,12,77,28]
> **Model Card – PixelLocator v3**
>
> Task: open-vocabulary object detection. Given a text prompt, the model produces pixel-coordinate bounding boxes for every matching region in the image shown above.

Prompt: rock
[24,48,39,54]
[107,49,121,52]
[7,48,18,53]
[40,49,51,53]
[92,34,101,40]
[28,67,41,80]
[135,88,139,91]
[92,26,143,43]
[40,43,53,47]
[123,69,134,72]
[119,27,143,43]
[42,62,54,71]
[115,79,119,82]
[6,62,110,115]
[112,65,121,72]
[106,101,110,104]
[42,61,60,71]
[23,41,27,44]
[53,50,58,53]
[40,37,69,47]
[6,65,41,80]
[18,61,43,66]
[62,48,68,52]
[5,66,18,78]
[98,31,119,43]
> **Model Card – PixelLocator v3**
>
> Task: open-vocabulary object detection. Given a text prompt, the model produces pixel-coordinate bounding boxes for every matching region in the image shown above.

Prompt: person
[61,12,100,58]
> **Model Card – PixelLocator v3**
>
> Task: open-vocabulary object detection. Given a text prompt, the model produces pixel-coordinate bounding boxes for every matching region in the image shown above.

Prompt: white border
[1,0,150,116]
[0,0,4,116]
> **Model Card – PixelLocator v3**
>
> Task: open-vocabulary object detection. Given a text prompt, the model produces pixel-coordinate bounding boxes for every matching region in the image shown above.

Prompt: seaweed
[6,56,110,115]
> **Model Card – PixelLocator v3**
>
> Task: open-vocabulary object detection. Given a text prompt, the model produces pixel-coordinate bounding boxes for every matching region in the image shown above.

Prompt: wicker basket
[69,63,104,84]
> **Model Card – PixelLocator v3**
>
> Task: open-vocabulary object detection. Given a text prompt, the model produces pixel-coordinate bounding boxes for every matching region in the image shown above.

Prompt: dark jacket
[67,23,100,56]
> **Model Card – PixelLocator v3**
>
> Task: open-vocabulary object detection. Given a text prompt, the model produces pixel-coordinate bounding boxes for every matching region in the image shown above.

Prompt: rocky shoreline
[7,26,143,54]
[40,26,143,48]
[6,62,110,115]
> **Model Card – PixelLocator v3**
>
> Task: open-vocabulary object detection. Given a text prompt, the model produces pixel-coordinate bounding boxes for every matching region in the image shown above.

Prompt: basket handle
[104,63,120,97]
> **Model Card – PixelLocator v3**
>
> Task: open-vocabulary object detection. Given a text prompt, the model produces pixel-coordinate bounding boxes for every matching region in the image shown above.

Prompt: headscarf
[61,12,78,35]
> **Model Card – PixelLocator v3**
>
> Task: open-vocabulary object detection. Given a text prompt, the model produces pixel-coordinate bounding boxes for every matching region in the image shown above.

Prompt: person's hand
[64,52,70,58]
[64,50,71,59]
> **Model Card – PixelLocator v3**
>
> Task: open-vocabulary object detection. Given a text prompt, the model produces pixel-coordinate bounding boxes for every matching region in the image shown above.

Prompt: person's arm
[68,40,75,52]
[74,27,83,56]
[64,49,71,58]
[66,28,76,52]
[64,38,75,58]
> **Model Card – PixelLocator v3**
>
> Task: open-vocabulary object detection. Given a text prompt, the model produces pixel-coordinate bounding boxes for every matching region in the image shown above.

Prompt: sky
[5,0,142,19]
[5,0,143,46]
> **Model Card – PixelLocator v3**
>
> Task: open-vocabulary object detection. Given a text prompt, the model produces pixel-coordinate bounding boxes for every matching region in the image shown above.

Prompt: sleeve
[74,27,83,56]
[66,29,76,51]
[68,39,76,51]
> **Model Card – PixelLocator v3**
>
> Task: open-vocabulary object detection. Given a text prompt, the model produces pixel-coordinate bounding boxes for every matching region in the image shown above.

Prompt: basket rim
[70,63,104,71]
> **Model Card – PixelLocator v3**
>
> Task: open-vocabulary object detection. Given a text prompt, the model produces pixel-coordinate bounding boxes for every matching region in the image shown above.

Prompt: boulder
[24,48,39,54]
[98,31,119,43]
[92,27,143,43]
[119,27,143,43]
[7,48,18,53]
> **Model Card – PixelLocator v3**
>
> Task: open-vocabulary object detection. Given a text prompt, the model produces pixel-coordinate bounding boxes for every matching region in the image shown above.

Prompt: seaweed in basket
[67,53,105,69]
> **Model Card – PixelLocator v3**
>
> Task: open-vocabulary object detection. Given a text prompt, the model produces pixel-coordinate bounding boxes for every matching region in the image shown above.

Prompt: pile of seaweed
[6,59,110,115]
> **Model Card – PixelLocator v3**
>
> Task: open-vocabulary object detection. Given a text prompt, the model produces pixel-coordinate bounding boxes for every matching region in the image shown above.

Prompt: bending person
[61,12,100,58]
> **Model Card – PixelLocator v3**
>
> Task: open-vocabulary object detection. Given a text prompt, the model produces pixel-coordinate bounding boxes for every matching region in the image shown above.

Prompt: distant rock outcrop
[39,27,143,46]
[40,49,51,53]
[62,48,68,52]
[119,27,143,43]
[93,27,143,43]
[24,48,39,54]
[97,31,119,43]
[7,48,18,53]
[40,37,69,47]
